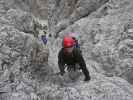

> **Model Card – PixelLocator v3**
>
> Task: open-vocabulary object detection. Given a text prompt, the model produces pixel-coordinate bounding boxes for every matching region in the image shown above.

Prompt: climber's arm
[75,49,90,80]
[58,50,65,76]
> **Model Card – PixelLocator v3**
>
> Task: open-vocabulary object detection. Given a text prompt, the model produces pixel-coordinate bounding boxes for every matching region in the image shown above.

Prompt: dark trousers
[67,64,90,79]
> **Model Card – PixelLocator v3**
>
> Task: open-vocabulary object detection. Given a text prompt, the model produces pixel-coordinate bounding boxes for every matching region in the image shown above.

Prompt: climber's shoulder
[73,47,82,56]
[58,48,64,57]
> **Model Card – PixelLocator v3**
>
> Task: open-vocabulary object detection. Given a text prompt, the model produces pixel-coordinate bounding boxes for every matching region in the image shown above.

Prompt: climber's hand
[60,71,65,76]
[67,65,76,72]
[59,73,64,80]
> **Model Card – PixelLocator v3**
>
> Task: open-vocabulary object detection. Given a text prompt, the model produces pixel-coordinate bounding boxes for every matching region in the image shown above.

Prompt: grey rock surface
[0,0,50,99]
[48,0,133,99]
[1,0,133,100]
[48,0,109,37]
[4,0,48,19]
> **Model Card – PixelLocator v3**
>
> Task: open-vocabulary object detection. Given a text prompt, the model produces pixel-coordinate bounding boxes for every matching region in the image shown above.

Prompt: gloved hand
[84,76,91,81]
[59,74,63,78]
[59,73,65,82]
[60,72,64,76]
[67,65,76,72]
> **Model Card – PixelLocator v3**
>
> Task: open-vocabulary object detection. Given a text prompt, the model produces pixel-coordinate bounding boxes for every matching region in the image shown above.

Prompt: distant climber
[58,36,91,81]
[41,35,47,45]
[30,34,49,78]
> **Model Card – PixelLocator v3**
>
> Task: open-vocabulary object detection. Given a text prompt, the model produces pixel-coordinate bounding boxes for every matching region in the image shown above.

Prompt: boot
[84,76,90,81]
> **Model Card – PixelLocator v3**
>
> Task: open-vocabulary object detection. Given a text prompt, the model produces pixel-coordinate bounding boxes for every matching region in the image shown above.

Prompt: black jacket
[58,48,90,80]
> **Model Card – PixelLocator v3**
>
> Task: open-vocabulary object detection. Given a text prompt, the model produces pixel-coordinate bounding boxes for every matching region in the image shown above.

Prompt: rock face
[48,0,133,99]
[1,0,133,100]
[48,0,109,37]
[0,0,51,99]
[48,0,133,84]
[4,0,48,19]
[43,75,133,100]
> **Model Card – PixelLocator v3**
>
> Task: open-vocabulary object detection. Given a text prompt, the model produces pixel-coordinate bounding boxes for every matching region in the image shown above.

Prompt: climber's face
[65,46,74,54]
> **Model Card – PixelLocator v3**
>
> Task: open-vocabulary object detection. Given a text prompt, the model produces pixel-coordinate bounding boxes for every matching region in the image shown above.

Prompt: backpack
[72,37,80,49]
[68,32,80,49]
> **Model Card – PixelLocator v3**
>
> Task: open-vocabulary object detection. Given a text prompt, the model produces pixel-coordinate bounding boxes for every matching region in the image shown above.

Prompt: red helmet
[63,36,75,48]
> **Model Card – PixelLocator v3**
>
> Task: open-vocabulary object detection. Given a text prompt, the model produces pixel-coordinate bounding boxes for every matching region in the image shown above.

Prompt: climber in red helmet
[58,36,91,81]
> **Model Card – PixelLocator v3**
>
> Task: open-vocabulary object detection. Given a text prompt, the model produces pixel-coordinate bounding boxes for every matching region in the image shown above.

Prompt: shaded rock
[0,1,49,99]
[48,0,109,34]
[48,0,133,86]
[41,74,133,100]
[5,9,35,33]
[4,0,48,19]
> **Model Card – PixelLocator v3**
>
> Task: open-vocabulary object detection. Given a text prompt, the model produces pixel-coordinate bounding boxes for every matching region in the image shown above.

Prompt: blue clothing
[72,37,80,49]
[41,35,47,45]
